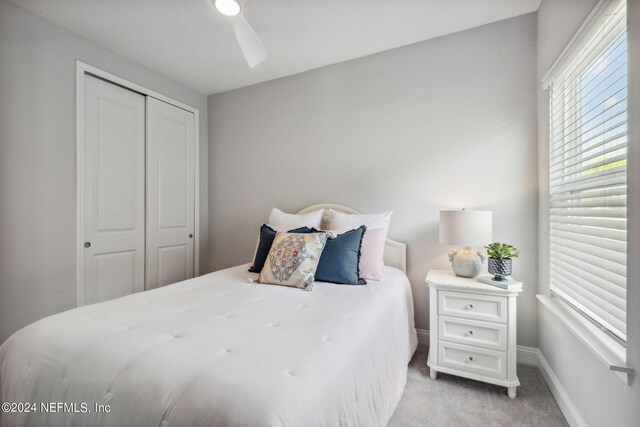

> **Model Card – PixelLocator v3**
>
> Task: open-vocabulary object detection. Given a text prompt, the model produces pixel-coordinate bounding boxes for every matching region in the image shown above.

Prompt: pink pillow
[358,228,388,280]
[329,210,392,281]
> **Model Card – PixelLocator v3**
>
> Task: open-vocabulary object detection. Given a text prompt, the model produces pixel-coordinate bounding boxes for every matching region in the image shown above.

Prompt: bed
[0,205,418,427]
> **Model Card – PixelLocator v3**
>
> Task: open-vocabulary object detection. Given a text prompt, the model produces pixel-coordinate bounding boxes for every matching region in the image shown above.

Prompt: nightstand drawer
[438,316,507,351]
[438,291,507,323]
[438,341,507,380]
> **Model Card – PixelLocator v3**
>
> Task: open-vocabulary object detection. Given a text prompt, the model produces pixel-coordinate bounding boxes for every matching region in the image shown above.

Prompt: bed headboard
[296,204,407,273]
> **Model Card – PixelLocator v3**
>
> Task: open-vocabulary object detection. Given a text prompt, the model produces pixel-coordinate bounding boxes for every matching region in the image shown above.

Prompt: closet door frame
[75,61,201,306]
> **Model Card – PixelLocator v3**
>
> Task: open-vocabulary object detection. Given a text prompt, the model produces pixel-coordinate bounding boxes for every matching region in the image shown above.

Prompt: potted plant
[485,242,519,281]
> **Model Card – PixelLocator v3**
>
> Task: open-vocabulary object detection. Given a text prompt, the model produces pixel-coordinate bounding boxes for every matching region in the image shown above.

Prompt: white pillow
[268,207,323,231]
[329,209,392,231]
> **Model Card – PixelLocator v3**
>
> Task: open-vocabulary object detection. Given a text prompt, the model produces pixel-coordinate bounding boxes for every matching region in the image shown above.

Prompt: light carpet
[389,345,568,427]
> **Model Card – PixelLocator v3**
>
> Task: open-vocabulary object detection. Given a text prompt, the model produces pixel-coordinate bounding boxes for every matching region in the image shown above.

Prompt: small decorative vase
[488,258,512,281]
[449,247,486,278]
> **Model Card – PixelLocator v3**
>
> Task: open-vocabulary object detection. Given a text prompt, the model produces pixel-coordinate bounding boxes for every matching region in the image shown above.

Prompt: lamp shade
[439,210,492,247]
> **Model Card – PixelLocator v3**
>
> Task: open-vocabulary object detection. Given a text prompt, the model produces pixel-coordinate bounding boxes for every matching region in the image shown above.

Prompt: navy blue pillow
[314,226,367,285]
[249,225,312,273]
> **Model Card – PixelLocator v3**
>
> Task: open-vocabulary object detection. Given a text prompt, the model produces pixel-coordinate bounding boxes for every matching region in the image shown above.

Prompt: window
[546,0,627,342]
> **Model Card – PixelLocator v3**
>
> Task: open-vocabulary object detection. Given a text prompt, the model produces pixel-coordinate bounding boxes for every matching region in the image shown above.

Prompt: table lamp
[439,209,492,278]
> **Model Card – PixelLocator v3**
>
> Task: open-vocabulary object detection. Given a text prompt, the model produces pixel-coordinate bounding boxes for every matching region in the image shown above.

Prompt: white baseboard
[536,349,587,427]
[516,345,539,366]
[415,329,584,426]
[416,328,429,345]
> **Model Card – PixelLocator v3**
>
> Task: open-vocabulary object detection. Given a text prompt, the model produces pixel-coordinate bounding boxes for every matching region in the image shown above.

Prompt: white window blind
[547,0,627,342]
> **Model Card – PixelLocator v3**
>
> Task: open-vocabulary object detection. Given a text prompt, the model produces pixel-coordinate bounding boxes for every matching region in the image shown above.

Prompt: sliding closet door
[146,98,196,289]
[80,75,146,305]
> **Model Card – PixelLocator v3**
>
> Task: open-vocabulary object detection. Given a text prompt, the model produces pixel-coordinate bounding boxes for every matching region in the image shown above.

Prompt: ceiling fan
[204,0,267,68]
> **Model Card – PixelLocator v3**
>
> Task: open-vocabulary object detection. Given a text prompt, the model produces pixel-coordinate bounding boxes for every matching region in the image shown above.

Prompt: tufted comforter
[0,264,417,427]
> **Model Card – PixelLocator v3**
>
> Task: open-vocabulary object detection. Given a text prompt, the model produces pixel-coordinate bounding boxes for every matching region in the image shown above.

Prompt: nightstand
[426,269,522,398]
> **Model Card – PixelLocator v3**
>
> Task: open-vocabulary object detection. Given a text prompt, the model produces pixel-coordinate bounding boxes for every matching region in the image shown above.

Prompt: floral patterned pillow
[258,232,328,291]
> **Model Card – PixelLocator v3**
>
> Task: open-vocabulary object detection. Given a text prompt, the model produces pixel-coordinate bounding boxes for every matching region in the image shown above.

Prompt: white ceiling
[9,0,541,95]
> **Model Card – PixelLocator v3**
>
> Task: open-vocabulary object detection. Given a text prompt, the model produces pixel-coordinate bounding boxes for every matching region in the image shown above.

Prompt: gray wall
[0,0,209,343]
[537,0,640,425]
[208,13,539,345]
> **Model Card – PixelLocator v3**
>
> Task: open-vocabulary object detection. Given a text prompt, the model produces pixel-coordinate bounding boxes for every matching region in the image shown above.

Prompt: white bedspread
[1,265,417,427]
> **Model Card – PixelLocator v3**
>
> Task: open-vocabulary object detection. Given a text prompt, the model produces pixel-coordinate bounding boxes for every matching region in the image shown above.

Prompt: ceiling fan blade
[233,15,267,68]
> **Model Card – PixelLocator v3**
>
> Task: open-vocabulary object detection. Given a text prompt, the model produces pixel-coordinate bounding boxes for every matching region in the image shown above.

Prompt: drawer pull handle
[464,304,474,310]
[468,356,474,362]
[466,330,474,336]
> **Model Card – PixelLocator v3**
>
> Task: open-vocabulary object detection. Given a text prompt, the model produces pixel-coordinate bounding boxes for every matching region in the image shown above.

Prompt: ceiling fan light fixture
[214,0,241,17]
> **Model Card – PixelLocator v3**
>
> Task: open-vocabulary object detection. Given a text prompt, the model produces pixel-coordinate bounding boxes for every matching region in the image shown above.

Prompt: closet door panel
[80,75,145,305]
[93,251,137,302]
[146,97,195,289]
[157,245,189,287]
[158,118,188,228]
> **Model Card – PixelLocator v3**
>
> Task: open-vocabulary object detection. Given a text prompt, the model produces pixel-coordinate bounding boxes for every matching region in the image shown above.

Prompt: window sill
[537,294,634,385]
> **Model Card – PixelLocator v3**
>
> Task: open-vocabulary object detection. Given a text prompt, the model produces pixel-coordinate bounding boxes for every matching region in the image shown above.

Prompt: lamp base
[448,246,486,278]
